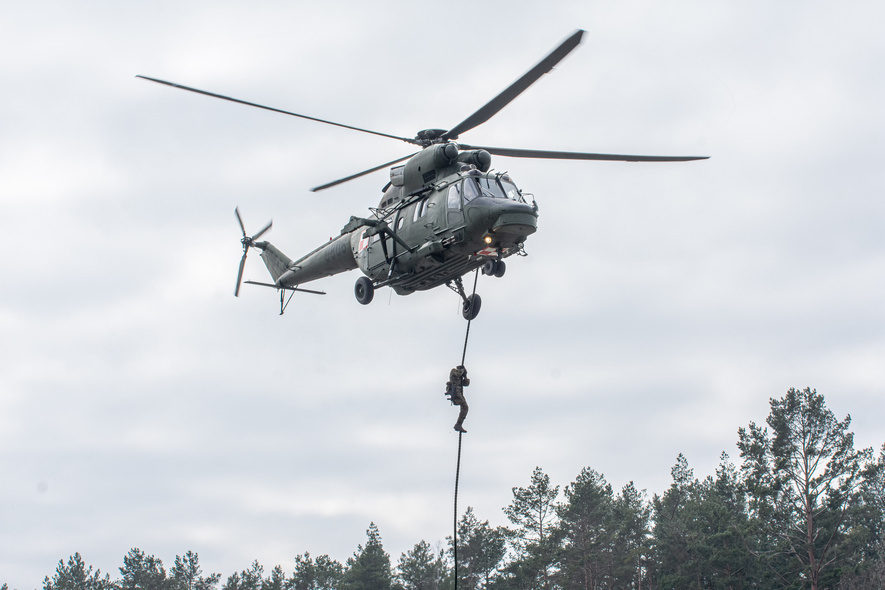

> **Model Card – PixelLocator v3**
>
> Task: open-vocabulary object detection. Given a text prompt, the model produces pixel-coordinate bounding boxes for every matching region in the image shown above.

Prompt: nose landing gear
[481,259,506,278]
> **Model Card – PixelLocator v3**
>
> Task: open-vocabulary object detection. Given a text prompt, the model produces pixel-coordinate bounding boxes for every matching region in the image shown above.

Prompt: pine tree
[830,443,885,588]
[501,467,560,590]
[260,566,286,590]
[449,508,505,589]
[222,561,264,590]
[395,539,450,590]
[342,523,392,590]
[652,454,707,588]
[556,468,616,589]
[652,453,755,589]
[169,552,220,590]
[290,553,343,590]
[610,481,652,588]
[43,553,114,590]
[703,453,755,586]
[119,548,168,590]
[737,387,875,590]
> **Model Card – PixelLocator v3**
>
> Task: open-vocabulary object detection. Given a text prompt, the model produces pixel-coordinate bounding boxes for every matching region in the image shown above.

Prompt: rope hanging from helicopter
[451,267,479,590]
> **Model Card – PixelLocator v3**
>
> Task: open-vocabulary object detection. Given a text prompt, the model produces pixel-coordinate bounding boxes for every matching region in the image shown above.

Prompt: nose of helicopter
[466,198,538,246]
[490,201,538,239]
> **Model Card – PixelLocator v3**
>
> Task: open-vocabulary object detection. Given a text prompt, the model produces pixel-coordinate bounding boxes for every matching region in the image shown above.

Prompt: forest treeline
[10,388,885,590]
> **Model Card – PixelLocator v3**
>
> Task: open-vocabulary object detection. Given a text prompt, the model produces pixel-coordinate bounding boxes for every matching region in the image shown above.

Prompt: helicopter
[138,29,707,320]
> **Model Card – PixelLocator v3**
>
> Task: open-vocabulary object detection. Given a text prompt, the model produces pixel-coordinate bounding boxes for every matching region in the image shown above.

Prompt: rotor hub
[415,128,449,145]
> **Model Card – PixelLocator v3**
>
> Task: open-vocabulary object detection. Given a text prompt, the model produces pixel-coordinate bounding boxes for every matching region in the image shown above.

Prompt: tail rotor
[234,207,272,297]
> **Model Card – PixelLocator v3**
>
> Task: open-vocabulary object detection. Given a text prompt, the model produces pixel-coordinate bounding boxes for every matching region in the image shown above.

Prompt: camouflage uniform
[446,365,470,432]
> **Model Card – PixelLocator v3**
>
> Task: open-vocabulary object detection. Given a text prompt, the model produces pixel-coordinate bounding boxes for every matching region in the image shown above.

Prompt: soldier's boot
[454,405,468,432]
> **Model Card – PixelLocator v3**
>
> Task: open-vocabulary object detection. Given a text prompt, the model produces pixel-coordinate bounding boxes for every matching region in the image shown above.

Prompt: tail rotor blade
[235,251,248,297]
[252,219,273,241]
[235,207,247,237]
[233,207,272,297]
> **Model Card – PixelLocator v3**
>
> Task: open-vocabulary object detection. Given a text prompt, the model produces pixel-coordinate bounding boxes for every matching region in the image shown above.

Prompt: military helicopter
[138,30,706,320]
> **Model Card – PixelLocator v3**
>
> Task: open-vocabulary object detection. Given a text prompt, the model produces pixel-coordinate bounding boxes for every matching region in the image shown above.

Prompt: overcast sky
[2,0,884,586]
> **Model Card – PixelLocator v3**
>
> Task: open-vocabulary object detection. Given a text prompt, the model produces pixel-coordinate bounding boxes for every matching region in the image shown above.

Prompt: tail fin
[257,243,292,283]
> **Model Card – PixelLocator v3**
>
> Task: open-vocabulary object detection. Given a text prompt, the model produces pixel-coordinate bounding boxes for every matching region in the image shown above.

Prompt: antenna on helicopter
[234,207,272,297]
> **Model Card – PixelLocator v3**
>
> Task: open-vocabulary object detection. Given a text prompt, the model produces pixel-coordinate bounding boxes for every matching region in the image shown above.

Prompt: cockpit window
[462,177,481,202]
[499,179,522,201]
[463,176,522,202]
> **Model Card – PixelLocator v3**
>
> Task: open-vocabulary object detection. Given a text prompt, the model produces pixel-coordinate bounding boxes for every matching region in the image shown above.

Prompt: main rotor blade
[442,29,585,141]
[311,152,419,192]
[136,75,418,145]
[458,143,710,162]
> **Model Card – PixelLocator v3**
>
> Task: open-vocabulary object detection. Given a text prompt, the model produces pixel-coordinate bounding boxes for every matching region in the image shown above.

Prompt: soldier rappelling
[446,365,470,433]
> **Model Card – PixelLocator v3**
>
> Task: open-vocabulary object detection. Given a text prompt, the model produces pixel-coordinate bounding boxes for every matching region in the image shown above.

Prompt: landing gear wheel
[462,293,482,321]
[482,259,507,278]
[354,276,374,305]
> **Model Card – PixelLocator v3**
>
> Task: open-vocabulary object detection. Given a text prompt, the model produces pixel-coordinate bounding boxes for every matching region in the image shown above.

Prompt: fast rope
[453,430,464,588]
[453,268,479,589]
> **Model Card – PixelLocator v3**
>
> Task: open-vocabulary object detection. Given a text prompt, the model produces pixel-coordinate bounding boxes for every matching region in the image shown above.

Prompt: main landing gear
[354,276,374,305]
[447,275,482,321]
[354,257,503,320]
[462,293,482,321]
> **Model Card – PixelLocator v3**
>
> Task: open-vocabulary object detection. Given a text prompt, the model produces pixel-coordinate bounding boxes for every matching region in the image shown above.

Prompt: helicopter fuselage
[255,162,537,299]
[139,28,707,318]
[356,168,536,294]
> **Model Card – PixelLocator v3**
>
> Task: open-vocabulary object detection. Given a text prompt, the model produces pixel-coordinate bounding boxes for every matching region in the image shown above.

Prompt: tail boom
[259,233,358,288]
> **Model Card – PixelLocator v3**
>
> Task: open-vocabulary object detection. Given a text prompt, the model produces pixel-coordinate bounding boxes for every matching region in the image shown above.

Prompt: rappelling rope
[453,430,464,587]
[453,267,480,589]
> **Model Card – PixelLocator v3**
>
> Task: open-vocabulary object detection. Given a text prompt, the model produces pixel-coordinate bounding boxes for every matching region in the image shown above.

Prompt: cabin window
[412,198,430,220]
[447,184,462,209]
[396,217,404,230]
